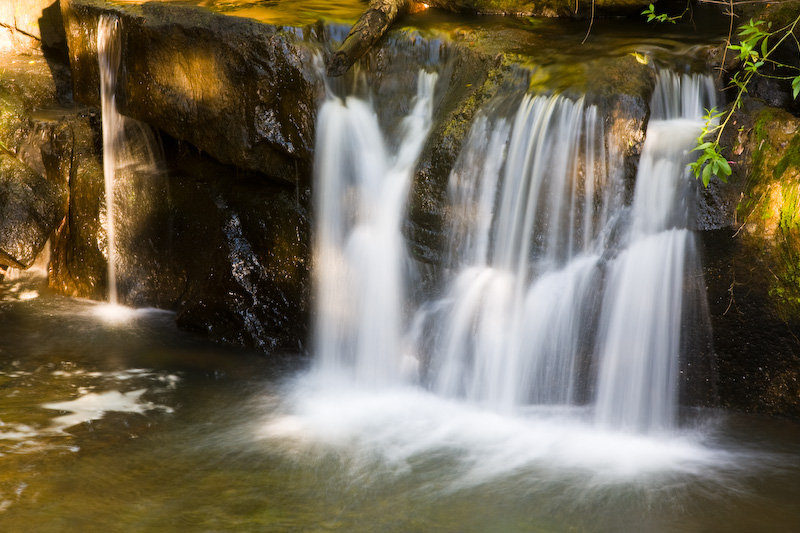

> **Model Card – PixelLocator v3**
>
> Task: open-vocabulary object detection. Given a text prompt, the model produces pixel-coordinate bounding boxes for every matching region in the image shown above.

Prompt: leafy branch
[642,3,685,24]
[692,15,800,186]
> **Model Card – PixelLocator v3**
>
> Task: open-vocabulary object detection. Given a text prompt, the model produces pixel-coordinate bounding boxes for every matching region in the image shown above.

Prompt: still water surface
[0,272,798,532]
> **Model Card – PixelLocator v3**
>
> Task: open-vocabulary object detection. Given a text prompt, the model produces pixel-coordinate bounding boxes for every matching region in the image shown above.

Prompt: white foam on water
[257,377,755,490]
[42,389,173,433]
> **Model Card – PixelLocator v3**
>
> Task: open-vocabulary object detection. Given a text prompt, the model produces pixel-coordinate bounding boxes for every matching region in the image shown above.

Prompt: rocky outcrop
[0,0,67,53]
[60,0,324,185]
[702,101,800,419]
[0,54,69,270]
[0,154,65,268]
[696,0,800,419]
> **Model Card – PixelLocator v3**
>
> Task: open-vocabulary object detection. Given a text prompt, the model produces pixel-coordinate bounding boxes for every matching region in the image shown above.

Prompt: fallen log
[326,0,413,77]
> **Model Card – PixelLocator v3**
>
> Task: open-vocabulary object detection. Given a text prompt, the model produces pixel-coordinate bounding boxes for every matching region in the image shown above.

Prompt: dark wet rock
[165,143,311,352]
[0,154,66,268]
[60,0,324,185]
[700,99,800,419]
[0,53,69,269]
[49,109,109,300]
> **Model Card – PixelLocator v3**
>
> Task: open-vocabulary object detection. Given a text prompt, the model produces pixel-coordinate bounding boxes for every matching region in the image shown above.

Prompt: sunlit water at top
[108,0,366,25]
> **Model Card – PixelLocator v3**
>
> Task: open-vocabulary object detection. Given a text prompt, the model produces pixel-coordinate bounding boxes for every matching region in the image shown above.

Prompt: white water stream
[97,15,164,315]
[260,68,739,486]
[98,15,122,305]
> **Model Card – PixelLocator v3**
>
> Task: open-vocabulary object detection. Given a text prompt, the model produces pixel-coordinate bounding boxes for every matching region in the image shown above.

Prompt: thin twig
[581,0,595,44]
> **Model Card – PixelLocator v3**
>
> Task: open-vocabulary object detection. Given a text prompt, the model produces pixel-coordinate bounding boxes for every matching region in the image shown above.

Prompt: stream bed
[0,272,798,532]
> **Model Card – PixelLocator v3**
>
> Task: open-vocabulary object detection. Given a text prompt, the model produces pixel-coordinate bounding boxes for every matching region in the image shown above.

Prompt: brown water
[110,0,366,25]
[0,271,798,532]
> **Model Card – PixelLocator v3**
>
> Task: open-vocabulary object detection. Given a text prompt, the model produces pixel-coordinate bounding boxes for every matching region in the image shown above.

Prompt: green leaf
[693,142,713,152]
[702,164,712,187]
[761,36,769,58]
[792,76,800,99]
[719,158,732,176]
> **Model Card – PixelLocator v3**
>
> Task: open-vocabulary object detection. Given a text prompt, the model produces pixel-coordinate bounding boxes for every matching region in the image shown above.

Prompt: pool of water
[109,0,366,25]
[0,271,798,531]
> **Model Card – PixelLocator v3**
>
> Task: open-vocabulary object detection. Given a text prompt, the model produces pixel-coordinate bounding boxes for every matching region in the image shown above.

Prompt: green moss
[775,135,800,180]
[780,182,800,230]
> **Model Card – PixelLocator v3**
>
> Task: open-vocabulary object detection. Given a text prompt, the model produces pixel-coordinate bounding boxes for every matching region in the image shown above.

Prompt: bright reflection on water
[0,274,798,531]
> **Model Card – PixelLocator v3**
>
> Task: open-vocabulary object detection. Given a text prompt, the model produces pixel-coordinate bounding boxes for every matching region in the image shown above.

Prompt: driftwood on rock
[326,0,413,77]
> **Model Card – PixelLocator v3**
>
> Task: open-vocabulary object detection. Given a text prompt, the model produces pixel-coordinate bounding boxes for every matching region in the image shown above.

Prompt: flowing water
[97,15,167,312]
[0,272,798,531]
[98,15,122,305]
[1,14,799,532]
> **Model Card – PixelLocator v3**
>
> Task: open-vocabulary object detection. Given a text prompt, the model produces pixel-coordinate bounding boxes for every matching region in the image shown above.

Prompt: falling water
[97,15,165,312]
[311,67,715,440]
[98,15,122,305]
[593,72,716,433]
[313,70,438,385]
[428,94,619,410]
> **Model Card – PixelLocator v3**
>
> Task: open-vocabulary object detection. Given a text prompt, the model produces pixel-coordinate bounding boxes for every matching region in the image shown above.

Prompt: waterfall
[593,72,716,433]
[97,15,165,311]
[312,68,715,435]
[427,94,619,410]
[313,70,438,385]
[98,15,122,305]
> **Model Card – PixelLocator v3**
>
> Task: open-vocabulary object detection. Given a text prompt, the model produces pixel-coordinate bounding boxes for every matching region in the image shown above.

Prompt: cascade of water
[426,94,619,409]
[593,72,716,434]
[313,65,715,436]
[313,70,438,385]
[98,15,122,305]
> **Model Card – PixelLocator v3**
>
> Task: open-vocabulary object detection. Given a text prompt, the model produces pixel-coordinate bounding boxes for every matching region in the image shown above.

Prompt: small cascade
[313,70,438,385]
[427,94,620,410]
[312,64,716,437]
[98,15,122,305]
[97,15,165,311]
[593,72,716,433]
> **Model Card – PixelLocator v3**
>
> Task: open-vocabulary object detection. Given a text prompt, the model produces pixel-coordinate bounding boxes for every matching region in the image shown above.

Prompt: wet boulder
[701,100,800,419]
[0,155,65,268]
[59,0,324,185]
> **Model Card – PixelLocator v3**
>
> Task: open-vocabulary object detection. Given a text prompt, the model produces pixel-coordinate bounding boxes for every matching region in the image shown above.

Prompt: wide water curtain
[423,71,714,434]
[313,70,438,385]
[429,94,616,410]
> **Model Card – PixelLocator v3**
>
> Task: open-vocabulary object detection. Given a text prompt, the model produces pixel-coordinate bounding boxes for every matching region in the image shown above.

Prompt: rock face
[0,0,67,53]
[60,0,324,185]
[0,53,69,270]
[0,154,65,268]
[702,101,800,419]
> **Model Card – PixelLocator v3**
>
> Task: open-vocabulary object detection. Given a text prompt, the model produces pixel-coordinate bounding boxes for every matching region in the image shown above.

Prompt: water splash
[313,70,438,386]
